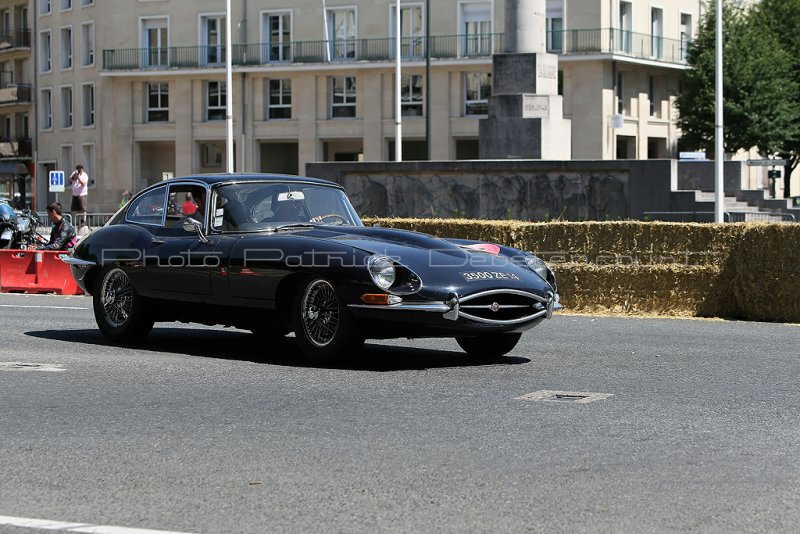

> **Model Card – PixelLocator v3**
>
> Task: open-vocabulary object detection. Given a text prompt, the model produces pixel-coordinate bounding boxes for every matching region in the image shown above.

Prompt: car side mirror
[183,217,209,244]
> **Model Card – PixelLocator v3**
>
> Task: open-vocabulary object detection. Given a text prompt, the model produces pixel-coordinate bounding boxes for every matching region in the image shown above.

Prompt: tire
[292,277,364,365]
[456,332,522,357]
[93,266,154,343]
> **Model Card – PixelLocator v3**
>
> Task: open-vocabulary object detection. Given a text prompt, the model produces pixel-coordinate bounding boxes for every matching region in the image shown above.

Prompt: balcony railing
[0,29,31,51]
[102,29,689,71]
[0,137,32,158]
[552,28,689,63]
[0,82,31,104]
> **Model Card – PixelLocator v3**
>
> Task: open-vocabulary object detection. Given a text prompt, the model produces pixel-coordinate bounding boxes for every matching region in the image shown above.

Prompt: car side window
[164,184,207,233]
[126,187,167,226]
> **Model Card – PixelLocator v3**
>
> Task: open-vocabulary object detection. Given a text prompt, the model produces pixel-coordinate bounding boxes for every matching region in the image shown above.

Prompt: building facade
[0,0,32,206]
[34,0,703,211]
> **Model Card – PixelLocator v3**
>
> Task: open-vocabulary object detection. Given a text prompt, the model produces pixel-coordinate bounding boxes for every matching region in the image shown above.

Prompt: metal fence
[644,211,796,223]
[103,28,689,70]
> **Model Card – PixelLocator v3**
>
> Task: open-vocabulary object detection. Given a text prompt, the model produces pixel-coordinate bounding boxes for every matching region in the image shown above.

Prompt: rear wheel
[456,333,522,357]
[93,266,154,342]
[292,278,364,365]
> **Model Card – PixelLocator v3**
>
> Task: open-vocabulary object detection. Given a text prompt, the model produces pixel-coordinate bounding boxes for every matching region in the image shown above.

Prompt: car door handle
[152,239,166,245]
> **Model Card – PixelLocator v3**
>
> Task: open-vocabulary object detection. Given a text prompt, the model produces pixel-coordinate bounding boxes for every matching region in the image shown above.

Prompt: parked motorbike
[0,201,16,248]
[0,204,47,249]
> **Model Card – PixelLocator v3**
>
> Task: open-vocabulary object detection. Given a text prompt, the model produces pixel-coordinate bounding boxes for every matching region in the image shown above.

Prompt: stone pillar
[504,0,546,54]
[479,0,571,159]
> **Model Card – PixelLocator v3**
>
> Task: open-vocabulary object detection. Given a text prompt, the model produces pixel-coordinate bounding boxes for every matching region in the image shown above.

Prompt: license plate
[461,271,520,281]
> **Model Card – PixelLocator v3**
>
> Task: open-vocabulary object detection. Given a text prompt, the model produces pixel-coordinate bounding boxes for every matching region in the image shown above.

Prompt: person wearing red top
[181,193,197,216]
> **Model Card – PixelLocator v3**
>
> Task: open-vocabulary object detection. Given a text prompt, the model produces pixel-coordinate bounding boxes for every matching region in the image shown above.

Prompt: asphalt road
[1,292,799,533]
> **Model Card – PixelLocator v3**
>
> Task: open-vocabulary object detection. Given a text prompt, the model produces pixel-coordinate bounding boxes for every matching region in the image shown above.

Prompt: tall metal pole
[395,0,403,161]
[425,0,431,160]
[225,0,234,173]
[714,0,724,223]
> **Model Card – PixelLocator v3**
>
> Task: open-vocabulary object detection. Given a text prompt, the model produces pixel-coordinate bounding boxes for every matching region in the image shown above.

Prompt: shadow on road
[24,328,531,371]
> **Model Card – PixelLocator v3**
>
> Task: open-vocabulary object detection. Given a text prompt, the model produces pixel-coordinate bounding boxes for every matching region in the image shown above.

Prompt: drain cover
[516,390,614,404]
[0,362,66,372]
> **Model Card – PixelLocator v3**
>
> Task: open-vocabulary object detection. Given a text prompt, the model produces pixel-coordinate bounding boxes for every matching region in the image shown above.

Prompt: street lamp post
[225,0,234,173]
[714,0,724,223]
[395,0,403,162]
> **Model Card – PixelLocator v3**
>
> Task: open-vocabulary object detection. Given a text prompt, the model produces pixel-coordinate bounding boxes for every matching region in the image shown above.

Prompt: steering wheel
[310,213,347,225]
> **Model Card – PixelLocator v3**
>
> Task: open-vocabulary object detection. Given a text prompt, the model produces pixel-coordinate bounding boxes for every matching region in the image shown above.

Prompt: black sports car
[66,174,560,363]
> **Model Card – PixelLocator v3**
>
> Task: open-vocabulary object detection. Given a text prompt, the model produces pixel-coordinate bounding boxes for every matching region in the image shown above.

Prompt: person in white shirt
[69,164,89,228]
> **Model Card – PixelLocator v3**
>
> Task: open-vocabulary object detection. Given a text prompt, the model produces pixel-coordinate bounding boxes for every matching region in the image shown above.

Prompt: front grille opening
[459,292,544,322]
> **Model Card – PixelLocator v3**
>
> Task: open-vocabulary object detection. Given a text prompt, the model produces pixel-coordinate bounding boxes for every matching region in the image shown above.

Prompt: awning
[0,161,29,175]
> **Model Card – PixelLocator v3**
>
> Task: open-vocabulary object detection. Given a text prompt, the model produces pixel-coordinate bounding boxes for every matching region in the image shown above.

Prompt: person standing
[69,164,89,228]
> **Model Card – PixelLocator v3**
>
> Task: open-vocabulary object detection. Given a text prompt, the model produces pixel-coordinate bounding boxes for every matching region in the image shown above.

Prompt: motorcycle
[0,201,16,248]
[0,203,47,249]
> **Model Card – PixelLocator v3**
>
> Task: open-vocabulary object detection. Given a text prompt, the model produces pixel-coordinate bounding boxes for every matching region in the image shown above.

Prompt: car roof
[158,173,341,188]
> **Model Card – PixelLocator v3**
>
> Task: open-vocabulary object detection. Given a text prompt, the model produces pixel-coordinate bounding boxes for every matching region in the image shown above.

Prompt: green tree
[751,0,800,197]
[675,1,800,196]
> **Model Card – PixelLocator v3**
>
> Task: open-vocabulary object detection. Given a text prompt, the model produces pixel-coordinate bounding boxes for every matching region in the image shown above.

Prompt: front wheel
[292,278,364,365]
[93,266,154,343]
[456,333,522,357]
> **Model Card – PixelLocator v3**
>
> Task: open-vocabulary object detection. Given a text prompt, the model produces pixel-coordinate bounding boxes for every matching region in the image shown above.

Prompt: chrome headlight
[367,255,396,290]
[524,255,550,280]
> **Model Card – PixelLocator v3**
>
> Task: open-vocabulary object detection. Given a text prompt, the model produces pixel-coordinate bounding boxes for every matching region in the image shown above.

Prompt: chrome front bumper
[348,289,561,325]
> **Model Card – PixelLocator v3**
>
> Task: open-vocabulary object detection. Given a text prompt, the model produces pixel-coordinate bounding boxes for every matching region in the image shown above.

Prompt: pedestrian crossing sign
[49,170,65,193]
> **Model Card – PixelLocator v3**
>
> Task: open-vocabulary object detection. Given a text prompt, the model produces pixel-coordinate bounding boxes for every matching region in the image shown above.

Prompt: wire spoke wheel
[101,268,134,328]
[301,279,340,347]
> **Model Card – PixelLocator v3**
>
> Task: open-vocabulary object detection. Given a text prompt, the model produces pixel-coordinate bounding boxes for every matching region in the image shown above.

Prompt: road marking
[516,390,615,403]
[0,362,66,372]
[0,304,88,310]
[0,515,198,534]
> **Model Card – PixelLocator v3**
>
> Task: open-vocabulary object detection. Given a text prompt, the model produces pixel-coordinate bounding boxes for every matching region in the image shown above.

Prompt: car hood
[294,225,477,264]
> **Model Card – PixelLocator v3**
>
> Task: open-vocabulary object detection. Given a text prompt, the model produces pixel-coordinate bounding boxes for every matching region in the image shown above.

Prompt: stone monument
[479,0,572,159]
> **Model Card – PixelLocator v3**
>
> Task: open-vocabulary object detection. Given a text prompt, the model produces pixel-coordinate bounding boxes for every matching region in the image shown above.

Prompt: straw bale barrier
[363,218,800,322]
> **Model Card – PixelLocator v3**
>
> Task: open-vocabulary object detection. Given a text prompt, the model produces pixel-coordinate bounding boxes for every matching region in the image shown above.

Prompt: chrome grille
[458,289,551,325]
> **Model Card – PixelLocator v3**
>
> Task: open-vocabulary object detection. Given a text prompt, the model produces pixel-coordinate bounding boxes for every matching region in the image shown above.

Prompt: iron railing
[0,29,31,50]
[0,82,31,104]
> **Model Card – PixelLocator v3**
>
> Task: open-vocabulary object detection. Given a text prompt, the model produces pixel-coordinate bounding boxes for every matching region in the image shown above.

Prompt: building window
[649,75,656,117]
[39,0,50,16]
[81,0,93,6]
[616,72,626,115]
[326,8,356,60]
[60,86,72,128]
[141,18,168,67]
[330,76,356,118]
[61,145,73,174]
[546,17,563,52]
[201,15,225,65]
[461,2,492,56]
[60,27,72,69]
[464,72,491,116]
[266,79,291,120]
[81,143,95,188]
[206,81,226,121]
[400,74,423,117]
[60,0,71,10]
[651,7,663,59]
[147,82,169,122]
[391,4,424,58]
[201,143,223,168]
[81,22,94,66]
[40,89,52,130]
[82,83,94,126]
[680,13,692,61]
[618,1,632,53]
[263,12,291,62]
[39,31,51,72]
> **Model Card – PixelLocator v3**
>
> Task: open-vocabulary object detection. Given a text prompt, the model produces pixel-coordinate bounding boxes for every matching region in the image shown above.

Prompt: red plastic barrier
[0,250,84,295]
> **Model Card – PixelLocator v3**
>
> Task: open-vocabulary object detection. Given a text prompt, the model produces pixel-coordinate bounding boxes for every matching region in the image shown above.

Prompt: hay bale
[733,224,800,323]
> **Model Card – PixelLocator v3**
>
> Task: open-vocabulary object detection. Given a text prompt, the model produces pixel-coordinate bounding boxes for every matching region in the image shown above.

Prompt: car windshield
[211,182,362,233]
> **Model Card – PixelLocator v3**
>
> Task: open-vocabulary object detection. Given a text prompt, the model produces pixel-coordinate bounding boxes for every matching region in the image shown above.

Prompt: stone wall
[307,159,677,221]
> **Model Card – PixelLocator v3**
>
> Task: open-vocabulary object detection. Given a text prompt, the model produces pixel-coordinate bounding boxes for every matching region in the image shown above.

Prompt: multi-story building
[0,0,32,206]
[34,0,702,211]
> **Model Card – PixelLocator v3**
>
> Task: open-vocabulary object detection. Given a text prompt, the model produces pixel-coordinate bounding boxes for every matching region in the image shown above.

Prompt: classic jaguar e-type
[66,174,559,363]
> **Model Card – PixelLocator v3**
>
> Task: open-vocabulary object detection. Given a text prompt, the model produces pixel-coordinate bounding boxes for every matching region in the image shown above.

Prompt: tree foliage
[675,1,800,163]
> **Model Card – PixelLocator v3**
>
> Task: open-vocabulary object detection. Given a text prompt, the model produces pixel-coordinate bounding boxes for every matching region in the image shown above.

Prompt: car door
[145,182,216,301]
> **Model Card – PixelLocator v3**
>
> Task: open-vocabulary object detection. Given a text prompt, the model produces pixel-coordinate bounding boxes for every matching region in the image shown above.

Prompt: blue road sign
[49,170,65,193]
